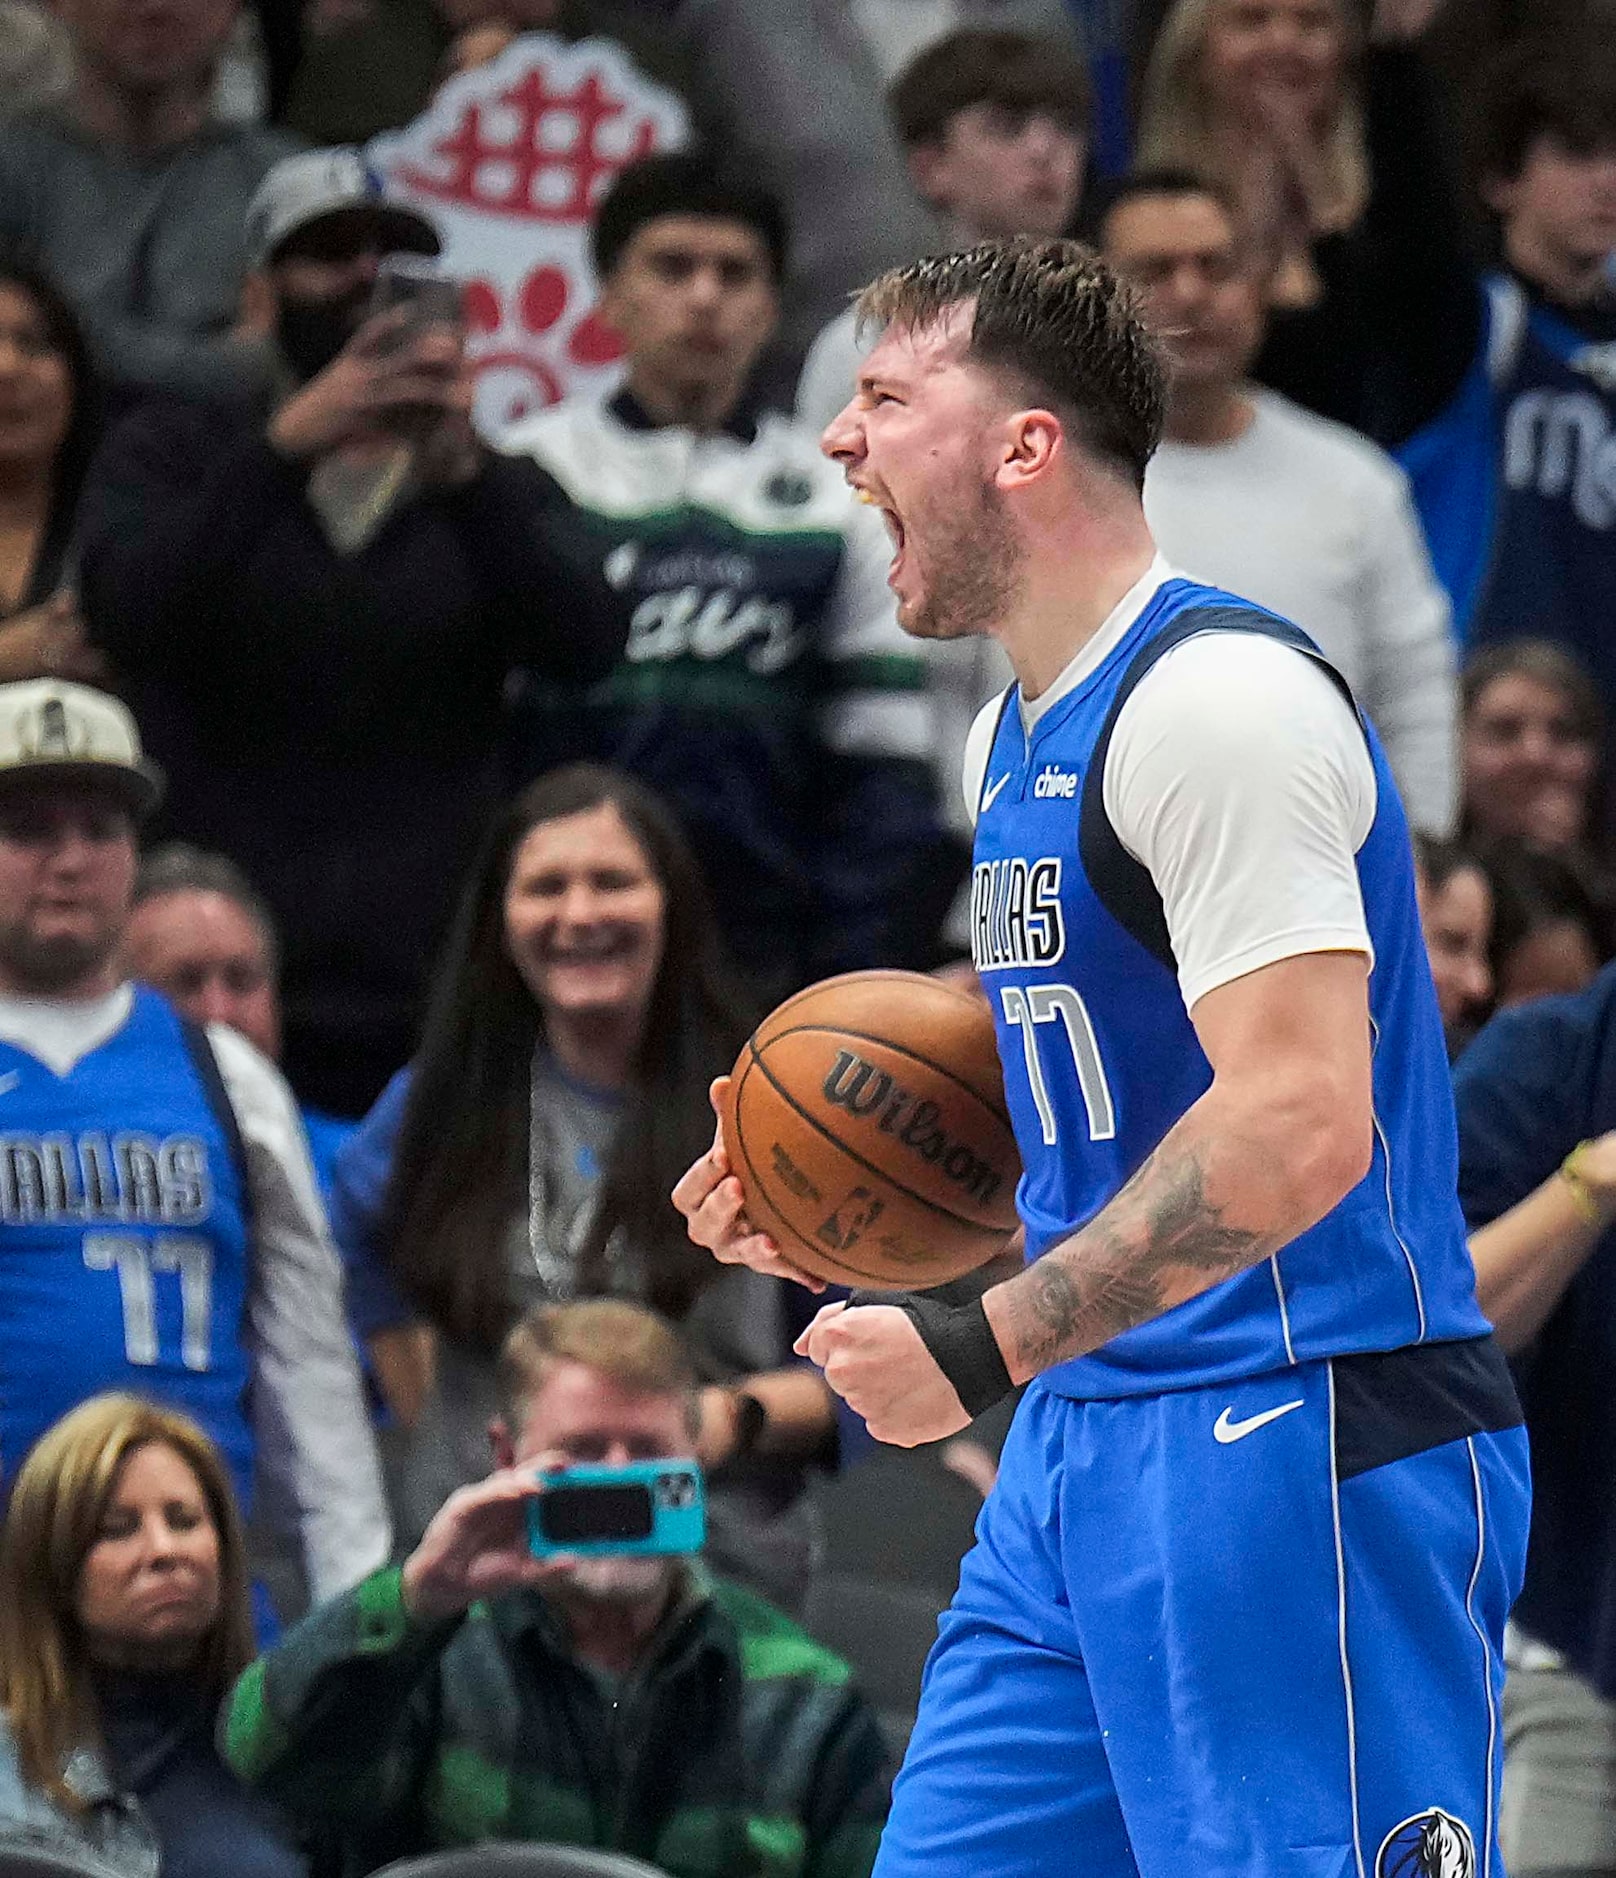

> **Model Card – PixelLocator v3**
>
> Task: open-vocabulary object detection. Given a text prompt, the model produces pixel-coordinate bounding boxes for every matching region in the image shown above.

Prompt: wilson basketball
[719,970,1021,1288]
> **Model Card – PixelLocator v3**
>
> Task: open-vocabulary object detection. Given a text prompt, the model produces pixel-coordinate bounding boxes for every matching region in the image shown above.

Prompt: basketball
[718,969,1021,1289]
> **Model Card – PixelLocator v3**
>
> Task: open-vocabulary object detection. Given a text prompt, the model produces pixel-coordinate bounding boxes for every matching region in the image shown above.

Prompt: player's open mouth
[860,492,907,579]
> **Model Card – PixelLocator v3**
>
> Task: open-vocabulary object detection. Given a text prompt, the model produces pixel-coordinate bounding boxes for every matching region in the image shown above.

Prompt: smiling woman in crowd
[332,762,844,1612]
[0,1394,303,1878]
[1461,639,1607,864]
[0,259,104,682]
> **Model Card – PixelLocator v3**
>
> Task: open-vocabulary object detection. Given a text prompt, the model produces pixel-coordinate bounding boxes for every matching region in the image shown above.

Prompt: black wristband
[847,1289,1013,1419]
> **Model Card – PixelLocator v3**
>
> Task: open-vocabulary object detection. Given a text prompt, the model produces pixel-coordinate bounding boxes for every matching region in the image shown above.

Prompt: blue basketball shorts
[875,1338,1530,1878]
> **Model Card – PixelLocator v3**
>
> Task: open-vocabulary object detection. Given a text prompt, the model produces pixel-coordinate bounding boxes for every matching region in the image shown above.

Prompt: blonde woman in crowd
[0,1395,303,1878]
[1135,0,1470,443]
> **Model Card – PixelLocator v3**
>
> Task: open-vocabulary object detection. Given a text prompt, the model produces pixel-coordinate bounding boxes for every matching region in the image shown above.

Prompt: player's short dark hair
[133,842,278,968]
[889,28,1091,150]
[1095,166,1242,236]
[1476,40,1616,183]
[591,152,789,284]
[856,236,1166,489]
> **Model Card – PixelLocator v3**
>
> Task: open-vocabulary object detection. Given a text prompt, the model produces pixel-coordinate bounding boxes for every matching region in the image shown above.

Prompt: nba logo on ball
[1376,1809,1476,1877]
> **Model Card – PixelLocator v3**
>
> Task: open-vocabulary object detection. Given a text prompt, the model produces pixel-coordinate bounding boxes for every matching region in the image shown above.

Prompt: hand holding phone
[526,1460,707,1559]
[368,254,464,338]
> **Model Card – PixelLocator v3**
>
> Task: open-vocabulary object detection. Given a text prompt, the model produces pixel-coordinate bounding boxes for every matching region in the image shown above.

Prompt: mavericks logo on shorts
[1376,1808,1476,1878]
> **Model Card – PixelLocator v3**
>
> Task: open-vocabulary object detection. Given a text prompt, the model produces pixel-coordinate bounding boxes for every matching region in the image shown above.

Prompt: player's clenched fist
[671,1079,825,1291]
[795,1301,972,1447]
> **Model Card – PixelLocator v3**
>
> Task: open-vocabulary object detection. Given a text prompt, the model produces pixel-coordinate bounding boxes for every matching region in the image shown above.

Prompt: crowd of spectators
[0,0,1614,1871]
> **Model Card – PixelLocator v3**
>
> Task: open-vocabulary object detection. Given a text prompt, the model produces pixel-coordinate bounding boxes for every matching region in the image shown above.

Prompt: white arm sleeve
[211,1025,392,1601]
[1103,635,1377,1012]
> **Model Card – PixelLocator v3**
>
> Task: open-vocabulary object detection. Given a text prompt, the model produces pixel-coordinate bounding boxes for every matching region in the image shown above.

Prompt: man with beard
[0,678,388,1607]
[675,240,1529,1877]
[221,1298,893,1878]
[76,149,622,1118]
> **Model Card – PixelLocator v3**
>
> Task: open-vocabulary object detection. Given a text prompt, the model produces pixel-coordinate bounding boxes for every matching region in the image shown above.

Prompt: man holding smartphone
[76,148,622,1120]
[222,1299,891,1878]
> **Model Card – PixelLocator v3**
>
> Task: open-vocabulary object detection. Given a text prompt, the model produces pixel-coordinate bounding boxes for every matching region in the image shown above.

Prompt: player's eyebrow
[856,372,905,401]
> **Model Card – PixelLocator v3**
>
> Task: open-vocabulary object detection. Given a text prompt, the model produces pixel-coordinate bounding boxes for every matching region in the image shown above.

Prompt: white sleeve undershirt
[1102,634,1375,1010]
[962,635,1376,1012]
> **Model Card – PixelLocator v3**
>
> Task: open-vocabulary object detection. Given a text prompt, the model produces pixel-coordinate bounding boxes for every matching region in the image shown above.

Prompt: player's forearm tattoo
[997,1142,1272,1378]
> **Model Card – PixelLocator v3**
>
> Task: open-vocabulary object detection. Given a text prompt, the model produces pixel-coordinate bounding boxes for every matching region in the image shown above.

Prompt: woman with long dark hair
[333,764,841,1610]
[0,259,105,679]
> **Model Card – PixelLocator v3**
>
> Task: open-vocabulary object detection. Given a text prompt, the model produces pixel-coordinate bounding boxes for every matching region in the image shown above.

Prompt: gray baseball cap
[0,682,163,818]
[245,146,442,270]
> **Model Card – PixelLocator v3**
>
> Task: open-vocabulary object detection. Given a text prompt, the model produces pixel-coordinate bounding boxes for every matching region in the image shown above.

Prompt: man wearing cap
[77,148,619,1118]
[0,0,295,410]
[0,678,390,1607]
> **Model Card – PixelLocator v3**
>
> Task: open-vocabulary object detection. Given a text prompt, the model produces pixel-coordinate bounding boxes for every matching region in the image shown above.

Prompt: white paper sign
[370,34,688,427]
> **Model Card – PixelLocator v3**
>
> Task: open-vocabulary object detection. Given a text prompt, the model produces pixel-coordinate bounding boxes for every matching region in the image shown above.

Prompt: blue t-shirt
[0,988,254,1500]
[1453,965,1616,1698]
[972,580,1488,1397]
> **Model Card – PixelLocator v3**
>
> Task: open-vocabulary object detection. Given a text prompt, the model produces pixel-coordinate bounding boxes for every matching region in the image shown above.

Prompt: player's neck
[997,521,1158,703]
[1163,381,1255,447]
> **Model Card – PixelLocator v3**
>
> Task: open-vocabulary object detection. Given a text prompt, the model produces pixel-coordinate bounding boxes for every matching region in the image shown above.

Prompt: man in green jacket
[221,1298,890,1878]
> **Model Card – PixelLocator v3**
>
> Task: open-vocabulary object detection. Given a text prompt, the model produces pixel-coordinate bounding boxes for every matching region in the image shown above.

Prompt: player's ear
[995,409,1063,490]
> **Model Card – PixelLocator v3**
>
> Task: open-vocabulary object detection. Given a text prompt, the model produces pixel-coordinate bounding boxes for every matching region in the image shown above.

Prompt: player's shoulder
[1249,388,1413,498]
[1132,627,1356,745]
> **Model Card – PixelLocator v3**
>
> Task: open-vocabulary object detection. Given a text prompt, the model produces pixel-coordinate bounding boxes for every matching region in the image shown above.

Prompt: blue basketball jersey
[0,988,254,1500]
[971,578,1489,1397]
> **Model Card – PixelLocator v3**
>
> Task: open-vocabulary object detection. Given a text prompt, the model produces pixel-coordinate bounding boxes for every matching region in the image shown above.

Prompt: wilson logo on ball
[822,1051,1006,1207]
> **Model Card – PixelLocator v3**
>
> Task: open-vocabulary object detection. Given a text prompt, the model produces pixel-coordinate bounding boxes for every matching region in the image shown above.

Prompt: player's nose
[821,400,864,466]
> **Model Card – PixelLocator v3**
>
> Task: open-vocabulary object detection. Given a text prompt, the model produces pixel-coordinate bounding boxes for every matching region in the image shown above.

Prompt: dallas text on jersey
[0,1131,212,1225]
[971,856,1068,973]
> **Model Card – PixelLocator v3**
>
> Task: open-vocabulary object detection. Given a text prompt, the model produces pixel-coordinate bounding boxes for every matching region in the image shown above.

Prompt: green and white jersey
[499,392,946,978]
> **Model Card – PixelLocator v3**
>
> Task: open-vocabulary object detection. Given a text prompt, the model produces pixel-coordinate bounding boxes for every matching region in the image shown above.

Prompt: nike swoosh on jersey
[1212,1399,1305,1444]
[980,773,1012,813]
[0,1072,19,1096]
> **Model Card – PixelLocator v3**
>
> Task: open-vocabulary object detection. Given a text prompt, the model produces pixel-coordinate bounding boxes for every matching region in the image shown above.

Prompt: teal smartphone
[525,1459,707,1558]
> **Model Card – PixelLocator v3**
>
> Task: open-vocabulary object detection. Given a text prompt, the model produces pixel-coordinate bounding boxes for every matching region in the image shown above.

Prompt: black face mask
[274,283,374,383]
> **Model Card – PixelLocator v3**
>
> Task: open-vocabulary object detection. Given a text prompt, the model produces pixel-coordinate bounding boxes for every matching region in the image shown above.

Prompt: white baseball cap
[245,146,442,270]
[0,682,163,818]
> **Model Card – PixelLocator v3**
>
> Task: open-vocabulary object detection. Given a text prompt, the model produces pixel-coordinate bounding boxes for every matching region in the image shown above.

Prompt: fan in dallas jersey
[675,238,1528,1878]
[0,681,388,1609]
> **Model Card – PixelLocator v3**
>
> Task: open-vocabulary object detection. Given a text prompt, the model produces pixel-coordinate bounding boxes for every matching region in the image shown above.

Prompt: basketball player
[673,239,1529,1878]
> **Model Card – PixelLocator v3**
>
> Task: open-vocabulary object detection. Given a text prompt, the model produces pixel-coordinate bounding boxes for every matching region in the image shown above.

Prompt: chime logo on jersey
[1376,1809,1476,1878]
[970,856,1067,972]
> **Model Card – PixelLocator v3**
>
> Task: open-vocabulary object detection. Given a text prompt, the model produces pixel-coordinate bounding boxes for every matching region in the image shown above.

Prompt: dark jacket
[1453,963,1616,1698]
[1253,43,1482,448]
[221,1564,891,1878]
[77,396,623,1114]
